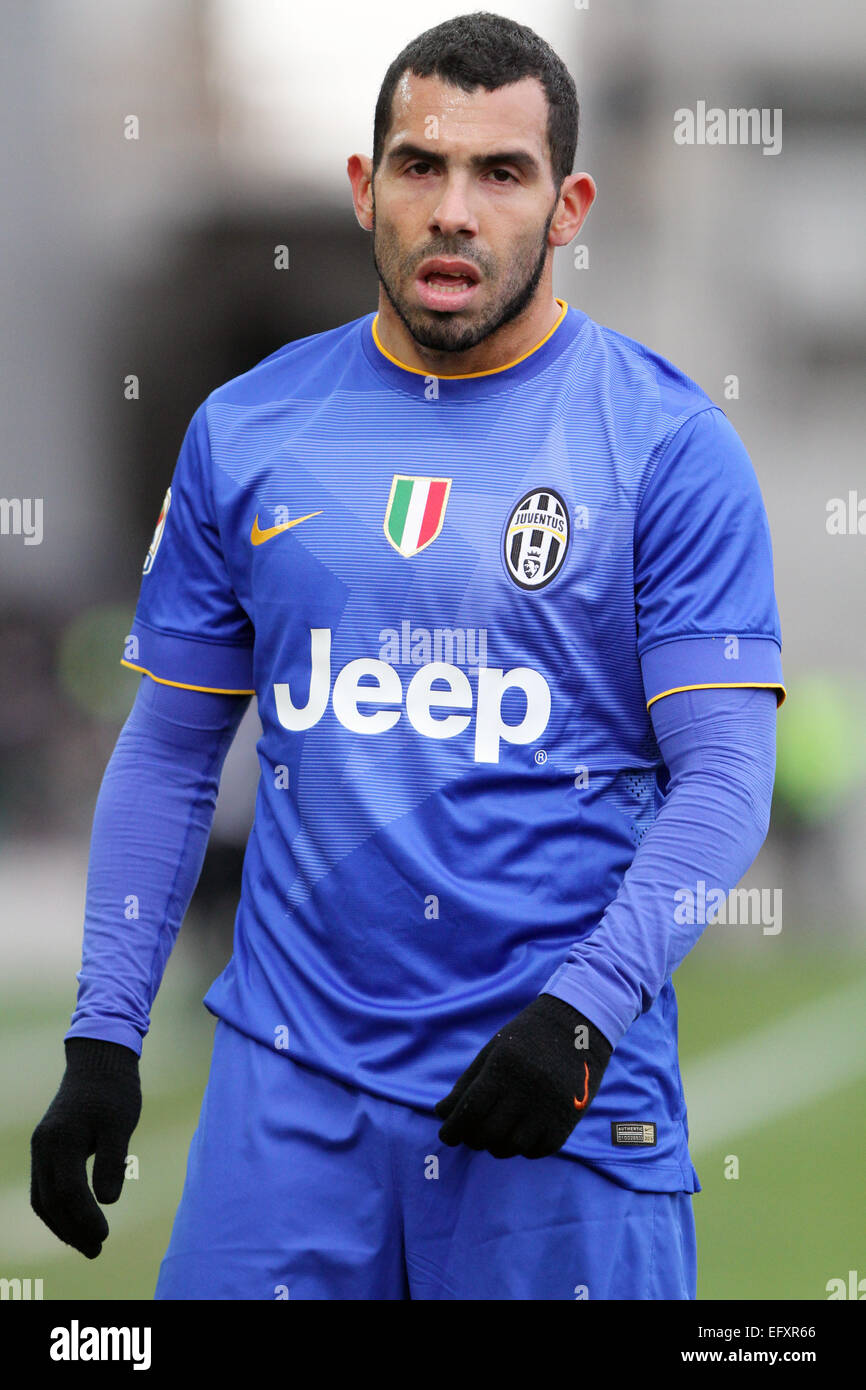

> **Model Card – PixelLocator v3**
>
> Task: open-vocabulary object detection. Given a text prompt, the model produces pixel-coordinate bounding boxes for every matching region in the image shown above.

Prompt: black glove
[30,1037,142,1259]
[435,993,612,1159]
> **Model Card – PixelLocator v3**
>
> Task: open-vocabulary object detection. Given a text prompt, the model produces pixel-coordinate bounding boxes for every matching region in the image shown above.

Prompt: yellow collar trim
[371,297,569,380]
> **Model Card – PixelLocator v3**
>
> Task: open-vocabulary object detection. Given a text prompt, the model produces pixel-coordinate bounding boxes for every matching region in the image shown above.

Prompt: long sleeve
[65,675,251,1054]
[542,684,778,1047]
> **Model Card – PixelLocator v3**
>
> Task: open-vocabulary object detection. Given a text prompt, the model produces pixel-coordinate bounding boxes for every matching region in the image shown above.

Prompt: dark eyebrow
[385,141,541,179]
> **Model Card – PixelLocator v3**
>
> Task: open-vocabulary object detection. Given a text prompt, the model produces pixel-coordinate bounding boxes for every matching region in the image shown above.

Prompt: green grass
[674,940,860,1058]
[1,940,216,1301]
[690,1074,866,1300]
[674,939,866,1300]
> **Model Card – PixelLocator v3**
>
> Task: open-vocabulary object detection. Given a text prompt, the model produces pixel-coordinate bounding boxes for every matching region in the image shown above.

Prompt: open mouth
[415,261,481,311]
[423,271,476,291]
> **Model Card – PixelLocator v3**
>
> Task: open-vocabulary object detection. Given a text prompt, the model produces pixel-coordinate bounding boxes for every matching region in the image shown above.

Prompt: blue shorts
[155,1019,696,1300]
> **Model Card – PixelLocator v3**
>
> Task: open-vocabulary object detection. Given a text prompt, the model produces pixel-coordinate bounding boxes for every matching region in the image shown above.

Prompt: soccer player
[31,12,784,1300]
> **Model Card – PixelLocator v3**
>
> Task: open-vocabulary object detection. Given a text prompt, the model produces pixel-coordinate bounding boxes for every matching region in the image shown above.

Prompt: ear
[347,154,374,231]
[548,171,596,247]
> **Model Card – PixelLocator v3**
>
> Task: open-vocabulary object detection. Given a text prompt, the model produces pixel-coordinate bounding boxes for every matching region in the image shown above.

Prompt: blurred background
[1,0,864,1301]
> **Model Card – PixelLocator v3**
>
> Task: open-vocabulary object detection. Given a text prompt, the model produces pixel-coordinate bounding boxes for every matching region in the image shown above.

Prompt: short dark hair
[372,11,579,190]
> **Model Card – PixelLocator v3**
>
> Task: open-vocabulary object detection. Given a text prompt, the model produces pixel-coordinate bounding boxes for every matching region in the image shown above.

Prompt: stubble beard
[370,190,559,355]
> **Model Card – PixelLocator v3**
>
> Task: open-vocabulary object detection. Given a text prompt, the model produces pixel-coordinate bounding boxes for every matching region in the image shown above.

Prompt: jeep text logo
[273,629,550,764]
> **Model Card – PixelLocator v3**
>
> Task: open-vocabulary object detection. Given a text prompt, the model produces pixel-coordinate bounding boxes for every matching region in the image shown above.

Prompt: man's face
[371,72,561,354]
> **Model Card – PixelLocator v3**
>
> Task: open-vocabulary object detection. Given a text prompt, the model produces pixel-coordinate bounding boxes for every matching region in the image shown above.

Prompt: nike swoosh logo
[573,1062,590,1110]
[250,511,322,545]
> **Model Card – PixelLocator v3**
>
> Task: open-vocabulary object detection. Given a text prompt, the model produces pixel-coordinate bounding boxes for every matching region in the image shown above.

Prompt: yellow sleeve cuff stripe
[646,681,787,710]
[120,658,255,697]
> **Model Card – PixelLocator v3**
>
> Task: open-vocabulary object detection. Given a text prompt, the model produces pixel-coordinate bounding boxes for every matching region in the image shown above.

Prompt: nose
[430,175,479,238]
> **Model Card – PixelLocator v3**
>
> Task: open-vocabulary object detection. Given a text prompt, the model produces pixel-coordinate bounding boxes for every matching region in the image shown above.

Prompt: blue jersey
[121,298,784,1190]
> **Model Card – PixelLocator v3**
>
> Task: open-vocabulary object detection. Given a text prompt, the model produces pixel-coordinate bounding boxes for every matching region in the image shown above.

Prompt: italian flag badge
[383,475,452,557]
